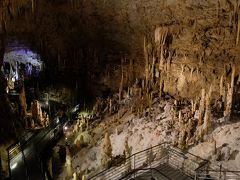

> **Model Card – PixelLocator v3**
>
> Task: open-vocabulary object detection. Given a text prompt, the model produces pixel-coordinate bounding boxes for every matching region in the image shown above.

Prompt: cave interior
[1,0,240,179]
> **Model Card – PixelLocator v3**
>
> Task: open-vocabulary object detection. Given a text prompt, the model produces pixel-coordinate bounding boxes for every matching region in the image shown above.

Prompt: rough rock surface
[1,0,240,159]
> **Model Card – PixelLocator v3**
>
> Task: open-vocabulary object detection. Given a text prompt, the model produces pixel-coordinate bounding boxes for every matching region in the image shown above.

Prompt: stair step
[131,163,193,180]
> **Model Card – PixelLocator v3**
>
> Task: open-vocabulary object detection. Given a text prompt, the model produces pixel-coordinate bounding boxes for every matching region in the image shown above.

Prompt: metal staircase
[88,143,205,180]
[87,143,240,180]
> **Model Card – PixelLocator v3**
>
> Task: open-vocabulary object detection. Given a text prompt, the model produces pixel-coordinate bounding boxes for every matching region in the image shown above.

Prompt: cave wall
[0,33,16,142]
[0,0,240,109]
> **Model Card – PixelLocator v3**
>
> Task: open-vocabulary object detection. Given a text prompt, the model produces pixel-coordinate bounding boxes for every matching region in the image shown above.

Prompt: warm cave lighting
[10,162,18,170]
[56,117,60,124]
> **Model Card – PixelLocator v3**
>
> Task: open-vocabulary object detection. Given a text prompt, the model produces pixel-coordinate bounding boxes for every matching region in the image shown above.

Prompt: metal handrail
[195,165,240,180]
[87,143,209,180]
[88,142,169,180]
[120,167,171,180]
[88,142,169,179]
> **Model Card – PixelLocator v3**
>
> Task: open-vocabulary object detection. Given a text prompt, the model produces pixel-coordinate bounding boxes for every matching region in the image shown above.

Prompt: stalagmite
[151,55,156,85]
[203,93,211,134]
[124,138,131,171]
[224,84,233,119]
[224,66,235,119]
[159,78,163,98]
[66,146,73,179]
[178,126,187,149]
[47,157,53,179]
[109,98,112,114]
[213,139,217,155]
[73,172,77,180]
[101,132,112,169]
[198,89,205,126]
[178,111,184,130]
[19,85,27,125]
[31,100,43,126]
[144,37,149,88]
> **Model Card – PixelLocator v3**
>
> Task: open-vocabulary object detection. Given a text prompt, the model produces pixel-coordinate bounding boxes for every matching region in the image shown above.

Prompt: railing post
[219,164,222,179]
[194,172,197,180]
[7,148,11,179]
[133,154,136,178]
[223,171,226,180]
[150,146,153,178]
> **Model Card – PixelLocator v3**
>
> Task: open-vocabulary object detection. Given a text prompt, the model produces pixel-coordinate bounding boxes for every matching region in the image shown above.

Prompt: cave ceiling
[0,0,240,99]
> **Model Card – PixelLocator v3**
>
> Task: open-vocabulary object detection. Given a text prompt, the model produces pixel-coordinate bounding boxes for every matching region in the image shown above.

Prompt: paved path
[10,124,61,180]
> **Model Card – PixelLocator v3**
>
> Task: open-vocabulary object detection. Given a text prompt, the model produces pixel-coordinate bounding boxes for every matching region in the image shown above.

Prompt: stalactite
[144,37,149,88]
[141,79,145,89]
[217,0,220,19]
[155,27,168,72]
[151,55,156,85]
[191,99,197,115]
[139,87,142,98]
[231,65,235,89]
[220,75,224,97]
[119,60,124,102]
[129,59,133,84]
[190,67,194,81]
[236,13,240,45]
[166,52,171,79]
[31,0,35,14]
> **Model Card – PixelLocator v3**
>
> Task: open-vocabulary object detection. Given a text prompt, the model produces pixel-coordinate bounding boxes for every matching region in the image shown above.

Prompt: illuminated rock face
[1,0,240,140]
[2,0,239,100]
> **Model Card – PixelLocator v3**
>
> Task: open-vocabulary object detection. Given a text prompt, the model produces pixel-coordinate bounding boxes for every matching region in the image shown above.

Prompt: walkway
[130,163,193,180]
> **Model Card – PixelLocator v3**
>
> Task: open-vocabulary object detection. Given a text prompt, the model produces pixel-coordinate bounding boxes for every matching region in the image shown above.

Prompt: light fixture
[10,162,18,169]
[56,117,59,124]
[64,126,68,130]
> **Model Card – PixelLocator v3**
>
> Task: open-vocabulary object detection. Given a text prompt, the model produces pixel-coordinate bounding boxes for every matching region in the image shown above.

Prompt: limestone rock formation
[101,132,112,169]
[66,146,73,179]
